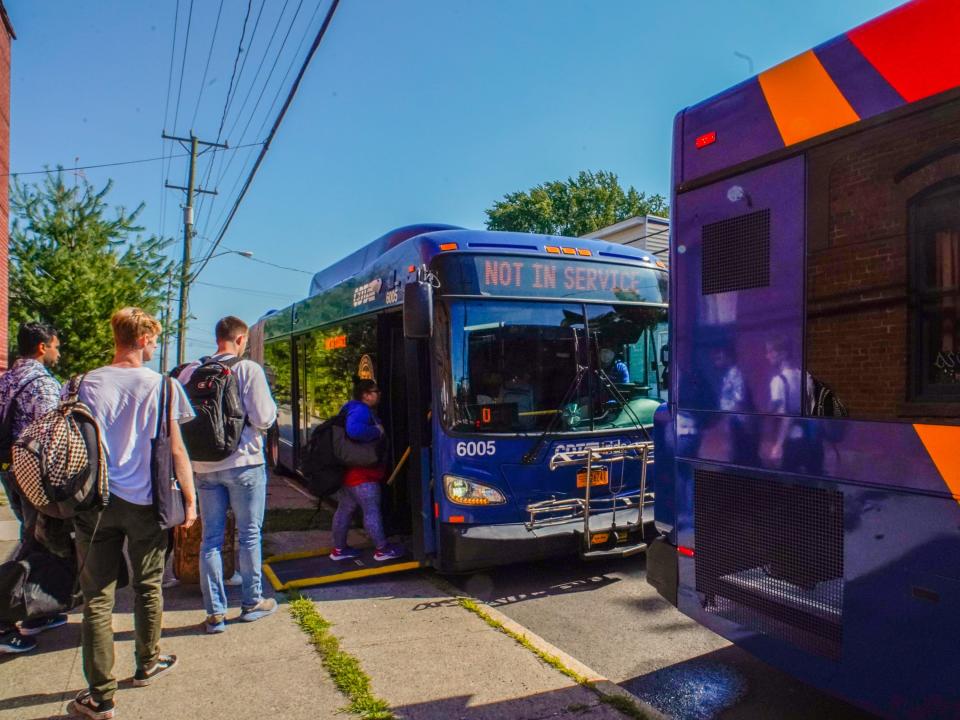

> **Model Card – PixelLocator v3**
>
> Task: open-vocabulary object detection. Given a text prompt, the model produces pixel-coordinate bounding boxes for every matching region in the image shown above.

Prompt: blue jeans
[196,464,267,616]
[331,482,387,550]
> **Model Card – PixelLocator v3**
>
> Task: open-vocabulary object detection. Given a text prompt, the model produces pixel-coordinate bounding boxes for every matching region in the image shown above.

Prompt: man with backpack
[68,308,196,720]
[175,316,277,635]
[0,321,64,654]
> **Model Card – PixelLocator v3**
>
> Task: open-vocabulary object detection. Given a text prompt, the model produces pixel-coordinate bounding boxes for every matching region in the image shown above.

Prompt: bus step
[262,547,424,591]
[580,541,648,561]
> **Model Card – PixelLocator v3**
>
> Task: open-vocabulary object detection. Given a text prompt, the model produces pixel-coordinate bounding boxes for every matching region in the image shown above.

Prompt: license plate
[576,467,609,488]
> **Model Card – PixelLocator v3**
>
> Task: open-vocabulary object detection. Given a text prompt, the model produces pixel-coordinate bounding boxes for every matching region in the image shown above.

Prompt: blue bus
[254,224,668,572]
[647,0,960,716]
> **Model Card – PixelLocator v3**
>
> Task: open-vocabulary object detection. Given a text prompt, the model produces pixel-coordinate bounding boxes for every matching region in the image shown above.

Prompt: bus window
[585,303,667,429]
[446,300,586,433]
[297,316,378,445]
[263,337,293,444]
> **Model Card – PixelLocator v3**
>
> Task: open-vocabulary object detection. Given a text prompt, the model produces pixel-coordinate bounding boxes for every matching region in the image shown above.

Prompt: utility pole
[163,132,227,366]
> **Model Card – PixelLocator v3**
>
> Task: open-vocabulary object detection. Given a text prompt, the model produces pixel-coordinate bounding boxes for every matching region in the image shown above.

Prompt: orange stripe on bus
[758,50,860,146]
[914,424,960,501]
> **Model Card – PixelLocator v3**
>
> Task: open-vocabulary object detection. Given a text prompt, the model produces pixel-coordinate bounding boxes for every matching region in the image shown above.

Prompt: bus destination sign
[437,256,666,304]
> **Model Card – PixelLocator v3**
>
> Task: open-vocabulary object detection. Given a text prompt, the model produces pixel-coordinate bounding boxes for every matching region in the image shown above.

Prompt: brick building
[0,3,12,371]
[806,96,960,420]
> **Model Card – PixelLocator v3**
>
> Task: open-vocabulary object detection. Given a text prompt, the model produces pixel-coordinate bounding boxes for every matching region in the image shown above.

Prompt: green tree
[9,172,175,377]
[485,170,668,237]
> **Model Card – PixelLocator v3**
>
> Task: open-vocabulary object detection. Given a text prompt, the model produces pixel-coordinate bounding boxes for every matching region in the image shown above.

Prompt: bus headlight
[443,475,506,506]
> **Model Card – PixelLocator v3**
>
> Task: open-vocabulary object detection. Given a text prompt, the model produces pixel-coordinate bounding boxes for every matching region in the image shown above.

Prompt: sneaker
[132,654,178,687]
[373,543,406,562]
[225,570,243,586]
[0,629,37,654]
[240,598,278,622]
[201,614,226,634]
[20,613,68,636]
[161,574,180,589]
[329,546,361,562]
[68,690,115,719]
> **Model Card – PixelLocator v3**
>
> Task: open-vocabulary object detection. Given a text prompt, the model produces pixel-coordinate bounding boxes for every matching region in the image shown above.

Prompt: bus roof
[308,226,660,297]
[676,0,960,187]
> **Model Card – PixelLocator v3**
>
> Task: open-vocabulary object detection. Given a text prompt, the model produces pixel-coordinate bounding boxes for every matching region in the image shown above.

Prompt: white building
[582,214,669,261]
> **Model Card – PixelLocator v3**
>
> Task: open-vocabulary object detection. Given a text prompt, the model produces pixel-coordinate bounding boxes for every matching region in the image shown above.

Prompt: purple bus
[646,0,960,716]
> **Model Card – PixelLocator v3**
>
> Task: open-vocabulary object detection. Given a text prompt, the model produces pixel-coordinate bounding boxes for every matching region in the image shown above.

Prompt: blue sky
[8,0,903,361]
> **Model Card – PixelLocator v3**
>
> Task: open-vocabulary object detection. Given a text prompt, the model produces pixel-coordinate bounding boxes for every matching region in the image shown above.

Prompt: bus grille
[701,208,770,294]
[694,468,844,660]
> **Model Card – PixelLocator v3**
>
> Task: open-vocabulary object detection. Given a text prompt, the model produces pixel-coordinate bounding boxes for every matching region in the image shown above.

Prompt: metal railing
[525,442,655,550]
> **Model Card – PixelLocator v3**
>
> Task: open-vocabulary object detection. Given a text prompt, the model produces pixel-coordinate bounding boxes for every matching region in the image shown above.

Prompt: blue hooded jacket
[340,400,383,443]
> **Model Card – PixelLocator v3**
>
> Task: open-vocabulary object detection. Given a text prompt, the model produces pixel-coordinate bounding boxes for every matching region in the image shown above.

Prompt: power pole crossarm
[162,131,229,367]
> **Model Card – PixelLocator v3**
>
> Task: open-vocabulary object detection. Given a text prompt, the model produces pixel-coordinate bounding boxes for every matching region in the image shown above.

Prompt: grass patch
[288,593,395,720]
[456,597,658,720]
[263,507,331,533]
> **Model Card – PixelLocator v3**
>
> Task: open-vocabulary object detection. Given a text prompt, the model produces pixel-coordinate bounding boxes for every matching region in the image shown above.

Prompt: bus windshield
[444,299,667,434]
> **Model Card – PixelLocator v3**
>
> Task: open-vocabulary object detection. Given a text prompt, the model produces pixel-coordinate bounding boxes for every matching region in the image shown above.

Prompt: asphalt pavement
[446,553,878,720]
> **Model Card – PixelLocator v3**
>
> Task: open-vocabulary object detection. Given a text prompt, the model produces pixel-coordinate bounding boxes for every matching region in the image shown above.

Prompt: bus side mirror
[404,281,433,338]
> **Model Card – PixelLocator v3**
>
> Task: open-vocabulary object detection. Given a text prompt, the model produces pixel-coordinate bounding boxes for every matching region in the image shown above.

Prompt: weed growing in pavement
[457,598,590,684]
[455,597,658,720]
[288,593,395,720]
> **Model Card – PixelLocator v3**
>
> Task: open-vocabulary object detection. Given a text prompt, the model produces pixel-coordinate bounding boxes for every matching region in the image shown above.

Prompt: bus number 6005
[456,441,496,457]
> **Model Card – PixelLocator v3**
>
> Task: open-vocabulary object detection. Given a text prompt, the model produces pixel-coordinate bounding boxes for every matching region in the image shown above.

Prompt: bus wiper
[523,325,585,465]
[592,367,654,444]
[521,364,587,465]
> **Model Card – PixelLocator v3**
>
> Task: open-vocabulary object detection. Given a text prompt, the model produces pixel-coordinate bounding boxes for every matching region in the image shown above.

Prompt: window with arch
[910,179,960,402]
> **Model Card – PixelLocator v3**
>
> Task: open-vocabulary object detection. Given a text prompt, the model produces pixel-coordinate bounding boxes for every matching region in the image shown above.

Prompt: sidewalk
[0,474,633,720]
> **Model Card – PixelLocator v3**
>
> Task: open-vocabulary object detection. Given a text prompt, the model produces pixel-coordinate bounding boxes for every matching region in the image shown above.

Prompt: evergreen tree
[485,170,668,237]
[8,172,175,377]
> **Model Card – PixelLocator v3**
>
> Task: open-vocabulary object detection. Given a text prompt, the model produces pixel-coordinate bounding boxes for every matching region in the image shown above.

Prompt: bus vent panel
[693,468,845,660]
[701,209,771,295]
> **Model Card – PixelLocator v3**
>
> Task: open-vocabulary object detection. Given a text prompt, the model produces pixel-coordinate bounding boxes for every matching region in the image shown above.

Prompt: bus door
[378,312,413,535]
[293,332,311,469]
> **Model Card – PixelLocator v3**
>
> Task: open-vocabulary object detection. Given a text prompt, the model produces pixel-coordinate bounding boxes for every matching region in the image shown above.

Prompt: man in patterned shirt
[0,321,64,654]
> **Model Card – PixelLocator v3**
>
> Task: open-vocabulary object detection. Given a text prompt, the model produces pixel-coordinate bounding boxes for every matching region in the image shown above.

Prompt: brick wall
[0,17,9,370]
[806,100,960,418]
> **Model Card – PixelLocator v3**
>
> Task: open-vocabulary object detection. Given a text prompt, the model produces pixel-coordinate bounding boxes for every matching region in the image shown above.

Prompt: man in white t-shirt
[69,308,196,720]
[176,316,278,634]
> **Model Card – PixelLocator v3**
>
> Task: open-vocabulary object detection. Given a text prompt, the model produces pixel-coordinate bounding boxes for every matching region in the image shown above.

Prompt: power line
[7,143,263,178]
[192,0,341,282]
[159,0,181,243]
[201,0,310,242]
[190,0,225,130]
[622,226,670,247]
[194,0,258,255]
[223,0,294,144]
[194,279,300,300]
[201,0,323,245]
[219,244,313,274]
[171,0,196,136]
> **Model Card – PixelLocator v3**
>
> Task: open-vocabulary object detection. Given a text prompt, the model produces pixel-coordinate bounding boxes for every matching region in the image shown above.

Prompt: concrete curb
[427,574,670,720]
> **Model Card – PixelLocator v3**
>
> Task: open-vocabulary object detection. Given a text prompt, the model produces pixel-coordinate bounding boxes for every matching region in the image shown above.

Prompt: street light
[204,249,254,262]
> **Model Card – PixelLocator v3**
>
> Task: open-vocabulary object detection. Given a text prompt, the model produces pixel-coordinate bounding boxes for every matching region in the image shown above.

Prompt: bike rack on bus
[525,441,654,554]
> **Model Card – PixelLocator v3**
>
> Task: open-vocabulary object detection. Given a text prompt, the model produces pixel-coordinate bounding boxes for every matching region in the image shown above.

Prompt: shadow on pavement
[620,645,878,720]
[390,685,623,720]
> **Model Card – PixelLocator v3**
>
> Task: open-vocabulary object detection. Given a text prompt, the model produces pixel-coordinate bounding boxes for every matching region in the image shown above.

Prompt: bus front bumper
[437,505,653,573]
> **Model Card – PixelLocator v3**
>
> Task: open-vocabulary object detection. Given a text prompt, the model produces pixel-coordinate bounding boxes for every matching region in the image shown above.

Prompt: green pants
[74,496,167,703]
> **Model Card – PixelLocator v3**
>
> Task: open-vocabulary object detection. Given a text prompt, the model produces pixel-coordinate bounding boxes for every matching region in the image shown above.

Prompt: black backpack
[809,377,848,418]
[0,375,44,467]
[173,356,246,462]
[301,412,347,498]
